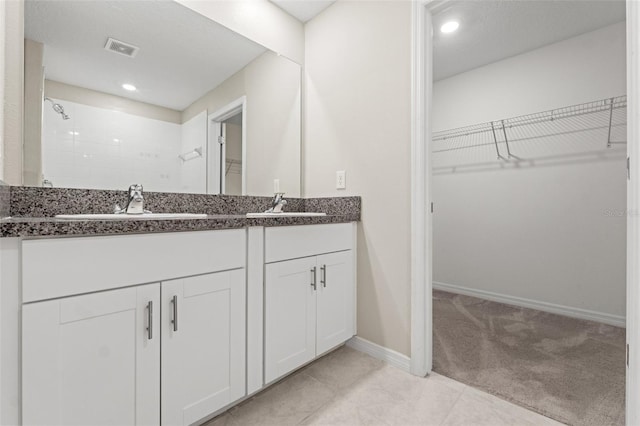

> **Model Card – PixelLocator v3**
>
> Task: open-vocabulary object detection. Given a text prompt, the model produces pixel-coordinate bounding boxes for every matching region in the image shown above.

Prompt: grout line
[296,358,387,425]
[438,384,468,426]
[222,349,389,425]
[295,370,361,425]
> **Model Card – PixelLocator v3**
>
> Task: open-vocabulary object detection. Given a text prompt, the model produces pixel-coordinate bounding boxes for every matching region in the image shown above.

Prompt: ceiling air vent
[104,37,139,58]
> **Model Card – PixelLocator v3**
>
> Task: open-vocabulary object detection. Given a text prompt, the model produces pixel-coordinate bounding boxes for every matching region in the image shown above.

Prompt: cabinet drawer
[265,223,354,263]
[23,229,245,303]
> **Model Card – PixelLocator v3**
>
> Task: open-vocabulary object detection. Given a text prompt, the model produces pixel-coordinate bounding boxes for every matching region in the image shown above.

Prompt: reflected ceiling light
[440,21,460,34]
[122,83,137,91]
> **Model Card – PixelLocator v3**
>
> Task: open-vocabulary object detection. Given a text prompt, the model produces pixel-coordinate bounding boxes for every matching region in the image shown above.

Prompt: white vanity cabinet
[315,250,355,354]
[14,223,357,425]
[264,224,356,384]
[20,230,246,426]
[22,284,161,426]
[161,271,246,426]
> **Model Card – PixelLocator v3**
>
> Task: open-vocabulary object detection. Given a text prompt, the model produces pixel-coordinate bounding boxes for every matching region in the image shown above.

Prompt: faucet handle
[264,192,287,213]
[128,184,144,202]
[124,183,145,214]
[129,183,143,194]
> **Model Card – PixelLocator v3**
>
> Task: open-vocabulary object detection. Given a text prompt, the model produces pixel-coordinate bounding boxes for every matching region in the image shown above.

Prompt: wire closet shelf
[432,95,627,160]
[225,158,242,176]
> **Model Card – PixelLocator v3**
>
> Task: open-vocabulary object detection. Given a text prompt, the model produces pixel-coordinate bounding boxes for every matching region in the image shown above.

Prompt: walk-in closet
[431,2,627,425]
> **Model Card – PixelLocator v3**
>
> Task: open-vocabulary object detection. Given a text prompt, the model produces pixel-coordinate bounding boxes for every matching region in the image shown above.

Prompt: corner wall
[23,39,43,186]
[304,0,412,356]
[45,80,181,124]
[0,2,5,182]
[2,0,24,185]
[184,51,301,197]
[175,0,304,64]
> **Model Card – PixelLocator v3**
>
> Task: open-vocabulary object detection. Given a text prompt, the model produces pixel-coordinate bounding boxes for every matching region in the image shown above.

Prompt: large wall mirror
[22,0,301,196]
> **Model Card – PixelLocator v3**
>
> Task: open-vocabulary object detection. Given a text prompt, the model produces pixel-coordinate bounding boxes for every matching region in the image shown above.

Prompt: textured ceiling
[270,0,336,22]
[25,0,267,111]
[433,0,626,81]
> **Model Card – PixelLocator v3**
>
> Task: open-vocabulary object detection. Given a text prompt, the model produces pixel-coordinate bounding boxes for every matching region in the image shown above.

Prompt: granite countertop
[0,213,359,238]
[0,187,361,238]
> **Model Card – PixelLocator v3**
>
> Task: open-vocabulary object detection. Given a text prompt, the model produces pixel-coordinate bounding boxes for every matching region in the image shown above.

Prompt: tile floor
[204,346,564,426]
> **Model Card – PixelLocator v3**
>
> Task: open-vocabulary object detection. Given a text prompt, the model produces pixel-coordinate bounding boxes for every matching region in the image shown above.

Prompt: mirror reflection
[23,0,301,196]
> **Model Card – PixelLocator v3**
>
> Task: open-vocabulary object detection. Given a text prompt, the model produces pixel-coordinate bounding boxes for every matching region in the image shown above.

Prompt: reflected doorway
[207,97,246,195]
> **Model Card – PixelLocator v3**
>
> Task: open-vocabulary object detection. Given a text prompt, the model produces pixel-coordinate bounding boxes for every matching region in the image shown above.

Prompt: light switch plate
[336,171,346,190]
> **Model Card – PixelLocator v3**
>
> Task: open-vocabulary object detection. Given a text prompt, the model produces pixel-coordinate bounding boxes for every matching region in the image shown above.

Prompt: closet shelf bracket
[501,119,514,159]
[490,121,502,160]
[607,97,615,149]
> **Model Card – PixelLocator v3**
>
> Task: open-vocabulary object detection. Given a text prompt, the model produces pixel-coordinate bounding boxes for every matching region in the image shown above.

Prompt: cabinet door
[264,257,317,383]
[161,270,246,426]
[22,284,160,426]
[316,251,355,354]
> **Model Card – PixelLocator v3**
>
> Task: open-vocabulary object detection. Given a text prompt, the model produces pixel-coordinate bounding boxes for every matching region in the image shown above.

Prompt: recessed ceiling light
[68,131,79,136]
[122,83,137,91]
[440,21,460,34]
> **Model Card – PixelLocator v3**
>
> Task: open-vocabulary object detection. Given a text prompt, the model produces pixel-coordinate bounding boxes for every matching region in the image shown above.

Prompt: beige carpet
[433,290,625,426]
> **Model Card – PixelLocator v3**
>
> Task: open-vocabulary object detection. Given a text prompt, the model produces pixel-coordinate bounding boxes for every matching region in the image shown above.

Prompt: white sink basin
[55,213,208,220]
[246,212,327,218]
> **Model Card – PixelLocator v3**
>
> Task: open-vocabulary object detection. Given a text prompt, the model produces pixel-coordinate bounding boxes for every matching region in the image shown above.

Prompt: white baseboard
[346,336,411,372]
[433,281,626,328]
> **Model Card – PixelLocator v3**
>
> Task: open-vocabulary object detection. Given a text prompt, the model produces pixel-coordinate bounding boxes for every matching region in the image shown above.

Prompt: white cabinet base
[264,224,356,384]
[161,271,246,426]
[22,284,161,426]
[265,257,317,384]
[316,251,355,354]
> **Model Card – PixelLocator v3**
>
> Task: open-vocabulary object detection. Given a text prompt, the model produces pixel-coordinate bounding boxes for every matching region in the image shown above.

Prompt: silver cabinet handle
[320,265,327,288]
[146,301,153,340]
[171,295,178,332]
[310,267,317,290]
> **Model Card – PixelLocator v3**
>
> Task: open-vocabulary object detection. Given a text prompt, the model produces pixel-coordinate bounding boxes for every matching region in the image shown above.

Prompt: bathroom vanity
[0,188,360,426]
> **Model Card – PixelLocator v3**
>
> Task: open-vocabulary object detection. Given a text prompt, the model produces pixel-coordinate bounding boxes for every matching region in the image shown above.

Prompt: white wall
[305,0,412,356]
[46,80,181,124]
[179,111,207,193]
[433,22,627,320]
[23,39,43,186]
[184,51,301,197]
[0,0,6,182]
[175,0,304,64]
[42,99,182,192]
[2,0,23,185]
[225,122,243,195]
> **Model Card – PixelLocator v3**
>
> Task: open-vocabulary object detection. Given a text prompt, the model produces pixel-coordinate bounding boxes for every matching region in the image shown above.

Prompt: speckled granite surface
[0,185,9,218]
[9,187,306,217]
[1,187,360,238]
[303,197,361,216]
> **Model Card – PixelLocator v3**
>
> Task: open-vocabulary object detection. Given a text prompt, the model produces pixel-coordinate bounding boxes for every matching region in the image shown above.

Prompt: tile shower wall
[42,98,185,192]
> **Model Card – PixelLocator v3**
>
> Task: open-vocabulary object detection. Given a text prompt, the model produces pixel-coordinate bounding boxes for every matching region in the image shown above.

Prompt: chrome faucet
[115,184,150,214]
[265,192,287,213]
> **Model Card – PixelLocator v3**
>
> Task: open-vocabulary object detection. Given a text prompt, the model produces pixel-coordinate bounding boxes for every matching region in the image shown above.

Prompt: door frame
[208,96,247,195]
[625,1,640,423]
[410,1,640,424]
